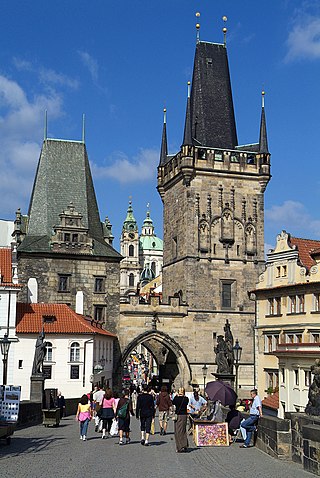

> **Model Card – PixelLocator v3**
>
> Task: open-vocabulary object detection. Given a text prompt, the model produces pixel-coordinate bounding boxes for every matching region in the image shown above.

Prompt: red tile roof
[262,391,279,410]
[16,303,116,337]
[0,248,13,283]
[290,237,320,270]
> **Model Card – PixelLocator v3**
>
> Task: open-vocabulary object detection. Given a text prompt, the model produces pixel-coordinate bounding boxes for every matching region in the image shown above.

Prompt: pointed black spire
[182,82,193,146]
[259,91,269,154]
[190,41,237,149]
[159,108,168,166]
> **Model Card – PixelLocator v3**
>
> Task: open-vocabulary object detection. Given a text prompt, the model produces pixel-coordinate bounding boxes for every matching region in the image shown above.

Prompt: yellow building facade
[253,231,320,417]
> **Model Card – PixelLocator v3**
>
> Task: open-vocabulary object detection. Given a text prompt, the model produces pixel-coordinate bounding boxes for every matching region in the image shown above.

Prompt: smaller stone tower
[120,201,141,298]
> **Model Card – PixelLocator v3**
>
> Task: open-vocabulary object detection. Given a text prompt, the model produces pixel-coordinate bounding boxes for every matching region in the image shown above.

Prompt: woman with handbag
[172,387,189,453]
[99,388,117,439]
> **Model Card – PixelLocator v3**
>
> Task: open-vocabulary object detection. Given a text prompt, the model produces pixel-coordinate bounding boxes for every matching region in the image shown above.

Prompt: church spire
[259,90,269,154]
[182,81,193,146]
[122,199,138,232]
[159,108,168,166]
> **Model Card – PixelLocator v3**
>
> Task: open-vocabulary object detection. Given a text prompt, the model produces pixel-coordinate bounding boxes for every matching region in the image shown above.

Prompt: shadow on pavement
[0,435,66,457]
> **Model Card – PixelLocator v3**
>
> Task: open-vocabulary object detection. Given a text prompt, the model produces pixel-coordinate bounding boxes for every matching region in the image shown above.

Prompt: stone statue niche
[214,319,235,375]
[305,359,320,416]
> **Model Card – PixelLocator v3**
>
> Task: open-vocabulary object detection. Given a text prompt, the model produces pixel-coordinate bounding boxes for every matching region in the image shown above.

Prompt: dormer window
[43,315,56,323]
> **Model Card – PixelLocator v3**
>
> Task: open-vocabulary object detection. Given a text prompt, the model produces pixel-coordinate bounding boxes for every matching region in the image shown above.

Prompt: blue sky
[1,0,320,252]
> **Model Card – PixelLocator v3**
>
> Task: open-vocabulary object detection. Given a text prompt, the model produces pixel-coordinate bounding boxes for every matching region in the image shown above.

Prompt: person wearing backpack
[116,388,134,445]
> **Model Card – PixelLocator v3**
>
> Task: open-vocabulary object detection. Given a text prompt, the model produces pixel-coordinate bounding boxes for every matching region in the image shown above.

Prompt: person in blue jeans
[240,389,262,448]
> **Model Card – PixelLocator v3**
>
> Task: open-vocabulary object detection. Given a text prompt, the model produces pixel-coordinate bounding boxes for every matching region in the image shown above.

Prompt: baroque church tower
[157,37,271,383]
[120,201,141,297]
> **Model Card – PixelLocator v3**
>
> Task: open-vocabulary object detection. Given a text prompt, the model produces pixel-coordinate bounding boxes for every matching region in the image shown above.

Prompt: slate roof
[290,237,320,270]
[190,42,238,149]
[16,302,116,336]
[18,139,121,259]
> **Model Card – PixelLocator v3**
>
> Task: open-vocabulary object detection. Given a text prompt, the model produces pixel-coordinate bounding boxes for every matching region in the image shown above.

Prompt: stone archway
[120,330,192,389]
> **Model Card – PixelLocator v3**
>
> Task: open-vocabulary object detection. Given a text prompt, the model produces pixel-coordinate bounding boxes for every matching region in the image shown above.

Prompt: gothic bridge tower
[157,36,271,389]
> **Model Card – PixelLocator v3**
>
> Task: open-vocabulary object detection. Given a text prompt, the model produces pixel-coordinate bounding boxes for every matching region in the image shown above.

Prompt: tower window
[64,233,70,242]
[129,244,134,257]
[151,262,156,275]
[173,237,177,258]
[94,277,104,293]
[94,306,104,322]
[72,233,78,243]
[221,282,233,308]
[129,273,134,287]
[58,274,70,292]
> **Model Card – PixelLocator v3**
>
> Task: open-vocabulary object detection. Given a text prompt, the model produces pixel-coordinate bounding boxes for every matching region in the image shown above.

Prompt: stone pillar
[212,372,235,389]
[30,375,45,404]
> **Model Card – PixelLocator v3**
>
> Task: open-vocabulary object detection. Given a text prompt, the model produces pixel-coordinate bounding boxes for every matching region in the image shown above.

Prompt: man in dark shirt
[136,384,155,446]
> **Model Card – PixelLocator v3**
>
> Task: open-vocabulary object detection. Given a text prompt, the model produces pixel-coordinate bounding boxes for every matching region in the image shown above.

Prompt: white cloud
[285,14,320,62]
[78,51,98,82]
[91,148,159,184]
[39,68,79,89]
[0,74,64,217]
[13,57,79,89]
[266,200,320,237]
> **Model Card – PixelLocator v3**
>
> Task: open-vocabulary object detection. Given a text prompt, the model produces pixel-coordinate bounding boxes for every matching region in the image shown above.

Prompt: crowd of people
[76,384,262,451]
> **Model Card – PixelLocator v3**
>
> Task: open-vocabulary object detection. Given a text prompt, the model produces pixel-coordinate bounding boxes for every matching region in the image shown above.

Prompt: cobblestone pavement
[0,416,312,478]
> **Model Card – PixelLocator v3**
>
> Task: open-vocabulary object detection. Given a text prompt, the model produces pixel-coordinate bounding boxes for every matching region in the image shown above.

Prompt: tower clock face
[129,232,135,239]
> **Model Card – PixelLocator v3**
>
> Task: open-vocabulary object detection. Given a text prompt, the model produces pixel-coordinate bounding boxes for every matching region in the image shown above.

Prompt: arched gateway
[121,330,192,388]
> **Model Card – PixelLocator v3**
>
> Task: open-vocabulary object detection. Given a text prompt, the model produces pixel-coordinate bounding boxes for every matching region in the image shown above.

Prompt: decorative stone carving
[306,359,320,416]
[214,320,235,374]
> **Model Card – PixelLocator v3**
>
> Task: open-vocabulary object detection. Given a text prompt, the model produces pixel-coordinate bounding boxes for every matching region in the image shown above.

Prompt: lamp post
[233,339,242,395]
[202,364,208,393]
[0,333,11,385]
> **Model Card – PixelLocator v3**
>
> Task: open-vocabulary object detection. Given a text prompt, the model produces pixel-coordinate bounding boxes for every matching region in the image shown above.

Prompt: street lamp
[0,334,11,385]
[202,364,208,393]
[233,339,242,396]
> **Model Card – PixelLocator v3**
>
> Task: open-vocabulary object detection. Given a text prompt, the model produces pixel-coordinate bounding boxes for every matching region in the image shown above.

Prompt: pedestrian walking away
[76,394,92,441]
[240,389,262,448]
[99,388,117,439]
[136,384,155,446]
[116,388,134,445]
[92,385,105,432]
[172,387,189,453]
[156,385,172,436]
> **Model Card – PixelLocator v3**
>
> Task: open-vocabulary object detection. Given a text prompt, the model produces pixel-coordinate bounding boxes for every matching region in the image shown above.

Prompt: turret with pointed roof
[15,136,121,322]
[159,109,168,166]
[259,92,269,154]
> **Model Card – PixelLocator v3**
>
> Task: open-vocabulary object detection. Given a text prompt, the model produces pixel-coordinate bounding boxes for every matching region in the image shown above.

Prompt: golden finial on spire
[163,107,167,124]
[187,81,191,98]
[222,15,228,47]
[262,89,265,108]
[196,12,200,43]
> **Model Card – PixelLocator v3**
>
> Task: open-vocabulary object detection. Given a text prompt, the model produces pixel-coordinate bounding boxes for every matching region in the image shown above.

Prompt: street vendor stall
[192,418,229,446]
[0,385,21,445]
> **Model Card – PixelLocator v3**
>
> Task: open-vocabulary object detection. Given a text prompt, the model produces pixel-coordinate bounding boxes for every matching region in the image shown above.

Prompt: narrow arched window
[129,273,135,287]
[70,342,80,362]
[129,244,134,257]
